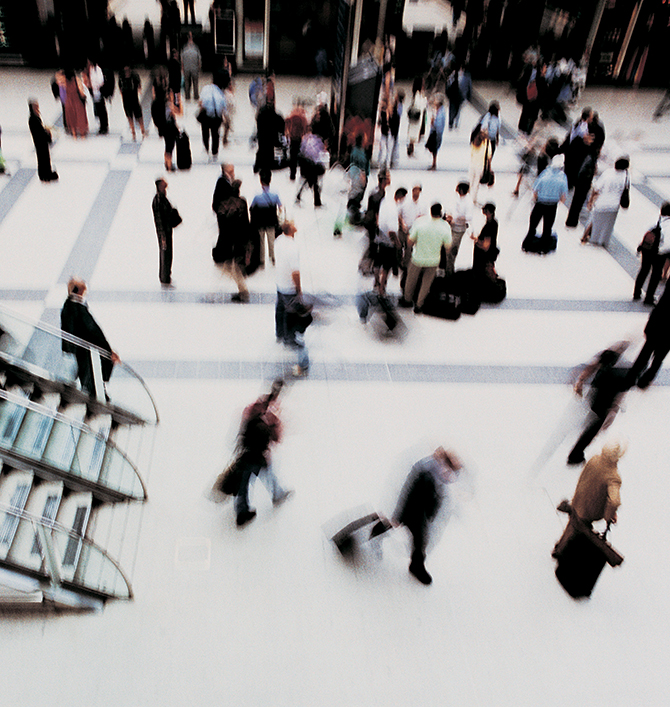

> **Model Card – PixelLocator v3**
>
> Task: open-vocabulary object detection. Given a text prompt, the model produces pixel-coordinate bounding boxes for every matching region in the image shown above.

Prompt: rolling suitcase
[331,512,393,558]
[176,131,192,170]
[554,501,624,599]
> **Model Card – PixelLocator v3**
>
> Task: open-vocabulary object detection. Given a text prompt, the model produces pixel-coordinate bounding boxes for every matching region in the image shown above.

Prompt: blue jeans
[235,461,286,516]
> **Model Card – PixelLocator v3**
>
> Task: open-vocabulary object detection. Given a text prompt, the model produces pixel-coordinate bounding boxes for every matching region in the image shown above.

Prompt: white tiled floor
[1,69,670,706]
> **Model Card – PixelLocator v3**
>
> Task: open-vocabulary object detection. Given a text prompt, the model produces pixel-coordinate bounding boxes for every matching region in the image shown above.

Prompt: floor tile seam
[0,289,655,313]
[118,359,670,386]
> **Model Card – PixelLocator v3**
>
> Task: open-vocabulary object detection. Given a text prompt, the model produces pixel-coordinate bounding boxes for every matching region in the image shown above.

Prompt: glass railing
[0,502,132,599]
[0,390,147,502]
[0,304,158,426]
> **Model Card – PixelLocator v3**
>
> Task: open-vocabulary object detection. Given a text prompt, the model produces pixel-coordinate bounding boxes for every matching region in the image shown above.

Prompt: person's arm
[604,479,621,524]
[291,270,301,295]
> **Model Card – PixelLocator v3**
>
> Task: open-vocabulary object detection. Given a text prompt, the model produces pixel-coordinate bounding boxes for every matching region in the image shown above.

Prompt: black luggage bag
[554,531,609,598]
[176,131,192,170]
[522,231,557,254]
[423,276,461,320]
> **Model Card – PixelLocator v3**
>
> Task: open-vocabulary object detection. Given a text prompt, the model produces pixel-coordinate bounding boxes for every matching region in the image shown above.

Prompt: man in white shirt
[375,188,406,296]
[275,221,309,375]
[398,183,426,292]
[84,59,108,135]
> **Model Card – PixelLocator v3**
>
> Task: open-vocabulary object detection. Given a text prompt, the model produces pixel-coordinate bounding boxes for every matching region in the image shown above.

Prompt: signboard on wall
[244,19,263,58]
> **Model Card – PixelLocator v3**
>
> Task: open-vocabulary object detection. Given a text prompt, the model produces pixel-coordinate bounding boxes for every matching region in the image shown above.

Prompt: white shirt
[593,168,628,212]
[449,194,474,229]
[376,197,400,246]
[88,65,104,101]
[400,197,427,231]
[275,235,300,294]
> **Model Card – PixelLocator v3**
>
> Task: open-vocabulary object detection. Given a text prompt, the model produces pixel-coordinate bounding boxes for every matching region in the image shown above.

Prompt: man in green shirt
[403,203,452,313]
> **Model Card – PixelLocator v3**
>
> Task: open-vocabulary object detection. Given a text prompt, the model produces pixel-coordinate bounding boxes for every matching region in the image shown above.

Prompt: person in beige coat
[553,441,623,557]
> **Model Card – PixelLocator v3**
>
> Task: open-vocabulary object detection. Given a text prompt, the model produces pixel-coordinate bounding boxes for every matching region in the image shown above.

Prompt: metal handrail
[0,500,133,599]
[0,303,159,424]
[0,389,148,502]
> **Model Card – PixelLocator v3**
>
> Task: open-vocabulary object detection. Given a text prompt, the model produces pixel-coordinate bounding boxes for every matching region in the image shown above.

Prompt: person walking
[391,447,463,585]
[426,96,446,170]
[285,102,308,181]
[212,179,251,303]
[181,32,202,100]
[634,202,670,305]
[63,68,88,138]
[83,59,109,135]
[567,342,631,465]
[152,177,181,288]
[296,130,325,207]
[198,73,227,161]
[626,283,670,389]
[28,100,58,182]
[446,65,472,130]
[250,170,282,268]
[524,155,568,248]
[553,442,623,558]
[234,379,292,527]
[118,66,146,140]
[406,76,427,156]
[275,221,310,376]
[582,157,630,248]
[60,277,120,397]
[403,203,452,313]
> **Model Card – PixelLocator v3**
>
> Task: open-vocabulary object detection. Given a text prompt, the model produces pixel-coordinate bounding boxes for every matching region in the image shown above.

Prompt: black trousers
[201,116,222,155]
[627,336,670,387]
[566,183,591,227]
[527,202,558,240]
[568,413,607,462]
[94,99,108,133]
[158,236,173,284]
[634,250,669,302]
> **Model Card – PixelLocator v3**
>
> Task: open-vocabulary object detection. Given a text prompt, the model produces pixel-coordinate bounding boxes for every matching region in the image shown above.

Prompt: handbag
[170,208,183,228]
[479,143,495,186]
[285,298,314,333]
[425,130,437,154]
[214,454,244,496]
[620,172,630,209]
[638,220,661,253]
[196,106,207,124]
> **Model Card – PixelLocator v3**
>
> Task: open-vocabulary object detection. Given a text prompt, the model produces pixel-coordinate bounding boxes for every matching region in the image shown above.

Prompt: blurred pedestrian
[626,284,670,389]
[63,68,88,138]
[83,59,109,135]
[524,155,568,244]
[198,72,227,161]
[634,202,670,305]
[406,76,427,156]
[391,447,463,585]
[28,100,58,182]
[446,65,472,130]
[234,379,292,527]
[275,221,310,376]
[152,177,181,287]
[118,66,146,140]
[61,277,120,397]
[444,182,473,276]
[212,179,250,303]
[296,130,325,207]
[426,96,446,170]
[181,32,202,100]
[285,102,308,181]
[582,157,630,248]
[250,169,282,268]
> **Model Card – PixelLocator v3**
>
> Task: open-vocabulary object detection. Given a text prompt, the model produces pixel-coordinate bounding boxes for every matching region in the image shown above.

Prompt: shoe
[292,365,309,378]
[413,306,423,314]
[161,281,175,290]
[633,293,641,301]
[644,298,656,306]
[236,509,257,526]
[637,372,654,389]
[566,454,585,466]
[398,298,413,308]
[409,562,432,585]
[273,489,293,506]
[230,292,249,303]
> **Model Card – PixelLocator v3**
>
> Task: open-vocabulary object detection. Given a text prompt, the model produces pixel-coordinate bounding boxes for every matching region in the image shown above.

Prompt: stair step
[6,481,64,572]
[0,470,34,560]
[55,492,92,581]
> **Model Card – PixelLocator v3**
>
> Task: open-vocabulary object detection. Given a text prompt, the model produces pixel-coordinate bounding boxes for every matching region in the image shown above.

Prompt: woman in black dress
[28,100,58,182]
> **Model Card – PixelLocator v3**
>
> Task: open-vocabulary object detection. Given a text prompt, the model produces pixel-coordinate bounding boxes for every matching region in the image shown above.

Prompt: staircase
[0,306,158,611]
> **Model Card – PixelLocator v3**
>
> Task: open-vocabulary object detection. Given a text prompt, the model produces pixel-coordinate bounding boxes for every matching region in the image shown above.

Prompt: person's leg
[645,254,667,304]
[275,292,289,341]
[526,203,543,239]
[258,228,267,267]
[634,250,654,299]
[201,118,210,152]
[445,225,465,276]
[234,462,262,519]
[211,119,221,157]
[96,100,109,133]
[407,522,431,583]
[416,266,438,309]
[638,340,670,388]
[184,72,192,100]
[542,203,557,239]
[403,260,422,304]
[257,464,290,503]
[567,414,607,464]
[266,227,276,265]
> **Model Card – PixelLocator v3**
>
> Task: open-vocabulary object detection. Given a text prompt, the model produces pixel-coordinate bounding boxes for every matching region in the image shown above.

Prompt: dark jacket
[60,297,114,382]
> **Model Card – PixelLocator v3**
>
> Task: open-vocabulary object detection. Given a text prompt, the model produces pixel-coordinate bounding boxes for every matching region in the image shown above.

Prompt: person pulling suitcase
[553,441,625,598]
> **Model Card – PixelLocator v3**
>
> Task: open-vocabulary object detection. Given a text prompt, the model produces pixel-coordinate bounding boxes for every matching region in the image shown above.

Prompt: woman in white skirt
[582,157,630,247]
